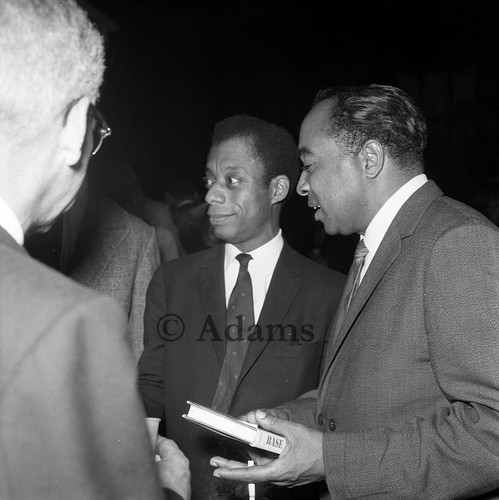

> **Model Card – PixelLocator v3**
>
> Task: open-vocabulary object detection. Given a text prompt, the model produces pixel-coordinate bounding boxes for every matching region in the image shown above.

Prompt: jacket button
[317,414,325,426]
[328,418,336,431]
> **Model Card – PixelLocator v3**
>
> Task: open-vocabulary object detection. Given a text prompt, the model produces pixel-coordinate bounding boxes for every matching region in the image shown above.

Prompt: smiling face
[296,100,368,236]
[204,137,278,252]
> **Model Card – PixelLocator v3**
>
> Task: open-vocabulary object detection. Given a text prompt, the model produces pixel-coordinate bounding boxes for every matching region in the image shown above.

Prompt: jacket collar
[319,180,443,390]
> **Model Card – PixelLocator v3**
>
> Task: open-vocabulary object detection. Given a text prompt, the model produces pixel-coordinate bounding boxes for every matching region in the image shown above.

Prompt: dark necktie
[212,253,254,412]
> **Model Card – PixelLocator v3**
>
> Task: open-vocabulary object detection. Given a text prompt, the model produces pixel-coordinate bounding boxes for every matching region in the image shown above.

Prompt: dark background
[79,0,499,266]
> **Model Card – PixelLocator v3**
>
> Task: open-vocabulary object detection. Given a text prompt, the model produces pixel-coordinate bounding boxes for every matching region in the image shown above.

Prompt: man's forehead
[299,103,331,147]
[207,138,259,169]
[211,136,252,155]
[303,102,330,132]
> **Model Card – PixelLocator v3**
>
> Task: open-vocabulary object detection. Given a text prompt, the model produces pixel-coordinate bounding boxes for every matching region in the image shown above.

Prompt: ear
[59,96,91,167]
[269,175,290,205]
[360,140,384,179]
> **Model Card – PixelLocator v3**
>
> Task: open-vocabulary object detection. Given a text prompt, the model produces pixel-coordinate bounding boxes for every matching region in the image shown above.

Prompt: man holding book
[138,114,345,499]
[210,85,499,498]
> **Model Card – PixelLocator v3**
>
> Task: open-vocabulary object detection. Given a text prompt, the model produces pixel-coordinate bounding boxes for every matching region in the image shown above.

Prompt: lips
[208,212,234,224]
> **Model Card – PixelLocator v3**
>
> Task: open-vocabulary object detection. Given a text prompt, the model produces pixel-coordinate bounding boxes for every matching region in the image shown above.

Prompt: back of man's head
[211,114,301,194]
[0,0,105,146]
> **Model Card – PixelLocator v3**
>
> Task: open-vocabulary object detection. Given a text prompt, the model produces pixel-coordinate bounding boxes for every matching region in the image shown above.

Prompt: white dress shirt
[360,174,428,281]
[224,229,284,322]
[0,195,24,245]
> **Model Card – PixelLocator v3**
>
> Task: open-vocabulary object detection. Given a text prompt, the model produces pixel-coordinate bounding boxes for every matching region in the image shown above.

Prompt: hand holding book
[182,401,287,454]
[210,408,326,488]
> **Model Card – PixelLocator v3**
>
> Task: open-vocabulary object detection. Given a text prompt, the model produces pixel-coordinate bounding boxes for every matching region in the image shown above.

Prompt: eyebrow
[206,165,247,173]
[224,166,246,172]
[204,165,247,177]
[298,146,312,157]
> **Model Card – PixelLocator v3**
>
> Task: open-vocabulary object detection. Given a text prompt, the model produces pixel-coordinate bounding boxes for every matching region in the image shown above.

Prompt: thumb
[157,436,181,456]
[254,409,288,435]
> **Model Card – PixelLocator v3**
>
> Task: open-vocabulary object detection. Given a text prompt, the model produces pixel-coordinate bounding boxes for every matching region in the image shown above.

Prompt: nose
[205,182,226,205]
[296,170,309,197]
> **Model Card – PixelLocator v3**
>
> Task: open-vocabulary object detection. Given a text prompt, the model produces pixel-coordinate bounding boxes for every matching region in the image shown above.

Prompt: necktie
[320,238,369,372]
[331,238,368,333]
[345,239,369,311]
[212,253,254,412]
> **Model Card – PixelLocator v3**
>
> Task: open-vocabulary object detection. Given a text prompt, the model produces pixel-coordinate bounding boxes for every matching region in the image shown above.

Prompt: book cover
[182,400,286,455]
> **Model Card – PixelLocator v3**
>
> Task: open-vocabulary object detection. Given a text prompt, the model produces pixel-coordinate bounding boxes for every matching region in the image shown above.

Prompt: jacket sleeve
[274,391,319,429]
[128,225,161,363]
[137,265,168,419]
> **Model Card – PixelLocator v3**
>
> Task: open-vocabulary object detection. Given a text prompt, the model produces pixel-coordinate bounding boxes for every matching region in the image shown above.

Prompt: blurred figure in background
[165,175,219,255]
[144,173,219,260]
[26,146,161,363]
[143,190,181,262]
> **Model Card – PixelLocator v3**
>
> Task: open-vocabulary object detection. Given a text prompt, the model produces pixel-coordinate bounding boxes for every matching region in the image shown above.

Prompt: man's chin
[211,225,233,242]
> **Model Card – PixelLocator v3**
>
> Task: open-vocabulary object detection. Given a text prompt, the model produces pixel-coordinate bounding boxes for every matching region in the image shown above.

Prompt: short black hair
[314,84,427,172]
[211,114,300,193]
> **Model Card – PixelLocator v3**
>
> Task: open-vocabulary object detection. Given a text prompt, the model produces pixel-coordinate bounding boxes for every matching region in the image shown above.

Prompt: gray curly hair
[0,0,105,142]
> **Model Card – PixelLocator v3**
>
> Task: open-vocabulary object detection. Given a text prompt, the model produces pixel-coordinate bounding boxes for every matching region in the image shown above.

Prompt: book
[182,400,286,455]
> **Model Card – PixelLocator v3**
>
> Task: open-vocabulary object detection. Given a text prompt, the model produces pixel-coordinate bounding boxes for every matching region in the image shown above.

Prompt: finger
[247,450,273,466]
[238,410,259,424]
[209,457,246,469]
[213,462,273,484]
[254,409,288,434]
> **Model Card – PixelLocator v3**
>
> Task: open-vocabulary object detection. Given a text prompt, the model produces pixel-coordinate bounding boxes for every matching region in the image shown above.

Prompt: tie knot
[354,239,369,259]
[236,253,252,269]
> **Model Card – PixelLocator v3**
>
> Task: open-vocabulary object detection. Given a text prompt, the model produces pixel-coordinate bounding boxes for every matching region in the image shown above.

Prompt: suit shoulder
[102,197,156,237]
[0,246,129,382]
[1,245,122,314]
[293,249,346,283]
[155,245,220,276]
[422,195,499,237]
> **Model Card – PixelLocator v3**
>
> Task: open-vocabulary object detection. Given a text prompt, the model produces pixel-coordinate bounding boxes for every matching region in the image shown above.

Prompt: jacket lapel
[325,232,402,363]
[236,242,301,387]
[318,180,444,401]
[198,245,227,366]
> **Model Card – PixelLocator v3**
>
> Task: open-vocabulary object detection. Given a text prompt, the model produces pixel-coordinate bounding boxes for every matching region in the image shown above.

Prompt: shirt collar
[363,174,428,256]
[0,195,24,246]
[225,228,284,270]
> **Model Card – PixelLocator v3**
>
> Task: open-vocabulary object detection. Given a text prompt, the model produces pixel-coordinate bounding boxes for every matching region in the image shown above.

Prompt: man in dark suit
[0,1,188,498]
[211,85,499,499]
[138,114,345,499]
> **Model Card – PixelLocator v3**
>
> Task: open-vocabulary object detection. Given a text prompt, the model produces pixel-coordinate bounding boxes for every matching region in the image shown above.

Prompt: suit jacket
[0,227,165,499]
[69,196,160,362]
[138,240,345,500]
[282,181,499,499]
